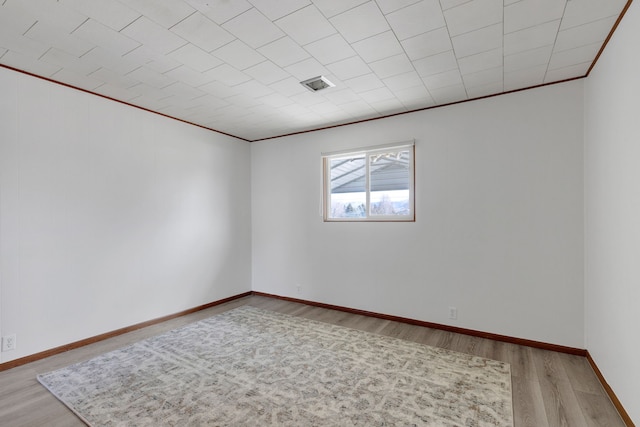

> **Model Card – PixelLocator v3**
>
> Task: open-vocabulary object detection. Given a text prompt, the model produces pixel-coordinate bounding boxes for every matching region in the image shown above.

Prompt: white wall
[584,2,640,422]
[252,81,585,348]
[0,67,252,363]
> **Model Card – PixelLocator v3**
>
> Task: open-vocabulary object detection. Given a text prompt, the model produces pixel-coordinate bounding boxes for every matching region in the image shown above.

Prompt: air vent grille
[300,76,335,92]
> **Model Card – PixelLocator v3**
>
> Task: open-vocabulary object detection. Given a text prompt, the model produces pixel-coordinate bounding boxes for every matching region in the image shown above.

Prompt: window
[322,141,415,221]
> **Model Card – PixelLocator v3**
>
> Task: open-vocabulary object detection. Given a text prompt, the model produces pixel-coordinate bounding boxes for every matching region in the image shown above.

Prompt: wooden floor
[0,295,626,426]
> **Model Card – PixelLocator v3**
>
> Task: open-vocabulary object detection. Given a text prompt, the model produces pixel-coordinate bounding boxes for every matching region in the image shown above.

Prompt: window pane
[323,142,414,221]
[329,156,366,218]
[369,150,411,216]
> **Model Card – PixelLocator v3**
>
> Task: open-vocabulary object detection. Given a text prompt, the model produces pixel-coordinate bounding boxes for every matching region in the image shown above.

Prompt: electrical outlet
[296,284,302,294]
[2,334,17,352]
[448,307,458,320]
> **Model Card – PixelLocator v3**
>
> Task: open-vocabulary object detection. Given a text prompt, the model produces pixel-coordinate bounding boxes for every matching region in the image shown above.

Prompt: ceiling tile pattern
[0,0,630,141]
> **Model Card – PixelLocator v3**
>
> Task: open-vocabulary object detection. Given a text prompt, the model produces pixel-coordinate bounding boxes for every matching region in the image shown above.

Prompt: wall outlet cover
[2,334,17,352]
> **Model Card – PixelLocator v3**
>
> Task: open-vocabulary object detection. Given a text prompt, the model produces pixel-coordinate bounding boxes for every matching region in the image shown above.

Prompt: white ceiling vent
[300,76,335,92]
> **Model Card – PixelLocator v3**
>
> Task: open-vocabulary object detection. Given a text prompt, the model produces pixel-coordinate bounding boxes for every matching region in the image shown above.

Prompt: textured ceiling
[0,0,631,141]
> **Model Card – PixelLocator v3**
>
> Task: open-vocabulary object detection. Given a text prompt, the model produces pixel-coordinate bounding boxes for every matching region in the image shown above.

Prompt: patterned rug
[38,306,513,426]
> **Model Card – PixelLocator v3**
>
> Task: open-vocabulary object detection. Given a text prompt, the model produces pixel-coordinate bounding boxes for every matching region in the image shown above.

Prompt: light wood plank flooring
[0,295,626,426]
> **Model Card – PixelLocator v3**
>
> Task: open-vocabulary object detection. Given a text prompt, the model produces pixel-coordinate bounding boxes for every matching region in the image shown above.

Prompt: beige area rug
[38,306,513,426]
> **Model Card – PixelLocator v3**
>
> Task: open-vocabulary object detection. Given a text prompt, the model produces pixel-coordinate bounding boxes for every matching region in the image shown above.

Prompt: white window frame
[322,141,415,222]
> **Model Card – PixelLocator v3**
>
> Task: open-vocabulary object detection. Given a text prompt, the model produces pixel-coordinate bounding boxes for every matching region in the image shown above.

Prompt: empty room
[0,0,638,425]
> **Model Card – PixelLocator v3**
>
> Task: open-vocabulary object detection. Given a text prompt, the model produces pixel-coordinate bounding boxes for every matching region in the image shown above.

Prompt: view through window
[323,142,414,221]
